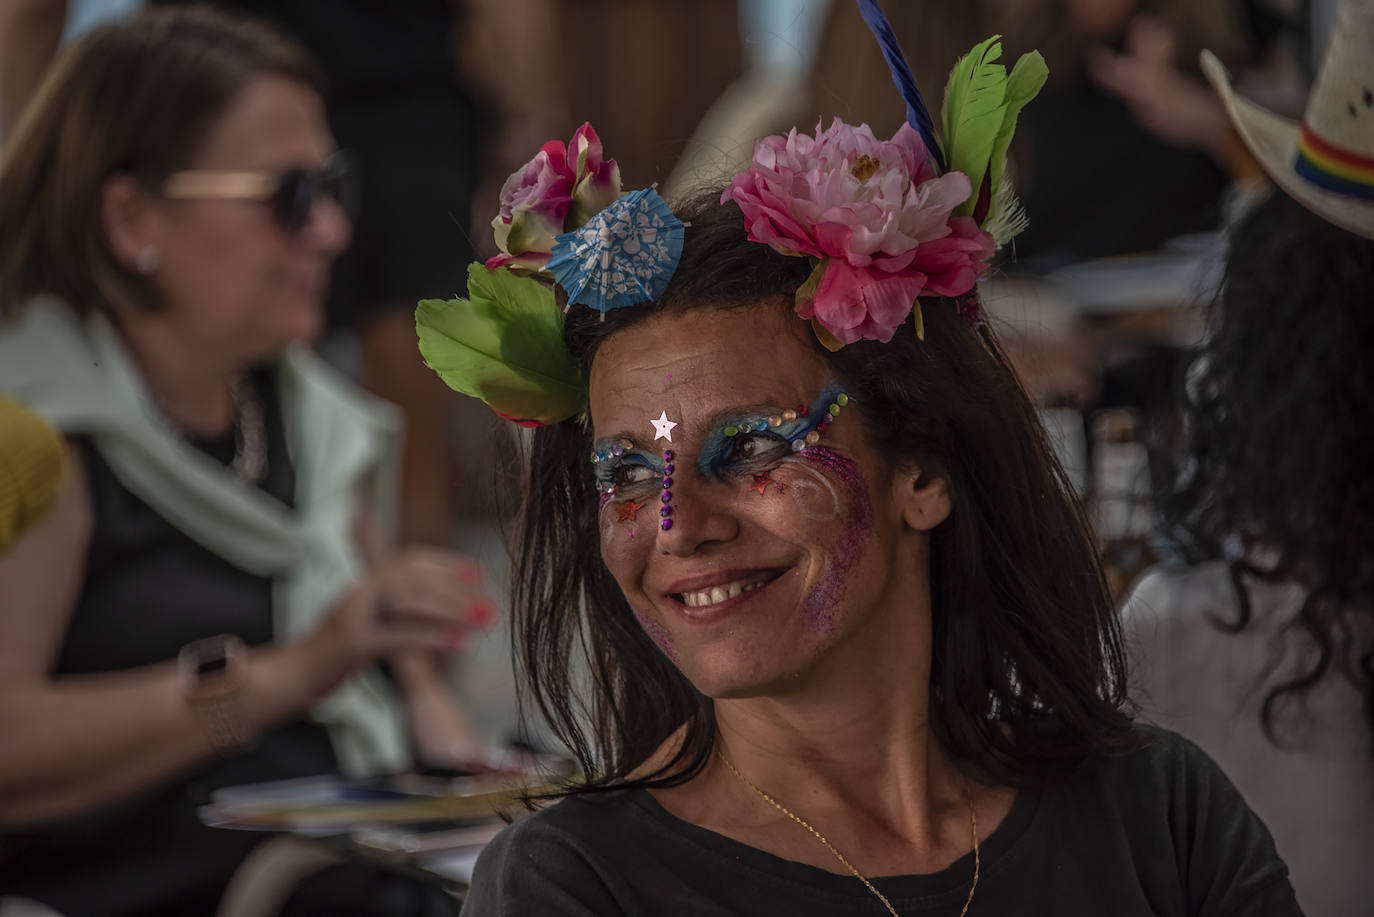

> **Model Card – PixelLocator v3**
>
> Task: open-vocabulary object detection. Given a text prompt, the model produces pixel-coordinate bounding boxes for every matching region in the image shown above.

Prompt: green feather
[940,35,1048,235]
[986,49,1048,224]
[942,35,1007,220]
[416,264,586,425]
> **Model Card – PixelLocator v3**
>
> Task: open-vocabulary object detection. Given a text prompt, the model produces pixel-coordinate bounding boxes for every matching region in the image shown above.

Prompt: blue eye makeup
[588,382,852,499]
[590,437,666,494]
[698,381,850,477]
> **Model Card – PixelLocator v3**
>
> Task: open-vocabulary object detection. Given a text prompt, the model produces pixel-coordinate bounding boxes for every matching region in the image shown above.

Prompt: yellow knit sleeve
[0,397,65,554]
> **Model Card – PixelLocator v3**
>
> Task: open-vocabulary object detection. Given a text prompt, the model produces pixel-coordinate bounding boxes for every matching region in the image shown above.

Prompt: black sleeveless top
[0,371,339,917]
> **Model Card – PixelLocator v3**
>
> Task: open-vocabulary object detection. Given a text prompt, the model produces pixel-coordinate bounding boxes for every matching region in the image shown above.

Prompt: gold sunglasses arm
[162,171,277,201]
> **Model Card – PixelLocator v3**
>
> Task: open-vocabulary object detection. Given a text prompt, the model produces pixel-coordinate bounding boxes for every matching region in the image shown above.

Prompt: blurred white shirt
[1122,562,1374,917]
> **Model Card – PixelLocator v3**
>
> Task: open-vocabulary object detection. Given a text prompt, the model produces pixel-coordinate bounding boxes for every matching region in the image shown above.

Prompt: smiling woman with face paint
[442,192,1302,915]
[425,9,1298,913]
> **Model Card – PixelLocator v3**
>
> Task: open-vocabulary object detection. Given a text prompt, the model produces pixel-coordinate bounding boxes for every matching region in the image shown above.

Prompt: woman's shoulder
[462,789,652,915]
[1054,724,1299,911]
[1074,722,1267,807]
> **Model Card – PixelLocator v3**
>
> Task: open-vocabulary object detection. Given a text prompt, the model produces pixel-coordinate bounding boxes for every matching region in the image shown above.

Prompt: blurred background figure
[1009,0,1260,268]
[1123,5,1374,912]
[0,8,491,914]
[0,398,64,556]
[145,0,486,548]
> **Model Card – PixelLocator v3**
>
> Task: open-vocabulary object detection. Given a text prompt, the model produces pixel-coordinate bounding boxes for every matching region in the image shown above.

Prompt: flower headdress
[416,0,1046,424]
[722,0,1046,347]
[416,123,685,425]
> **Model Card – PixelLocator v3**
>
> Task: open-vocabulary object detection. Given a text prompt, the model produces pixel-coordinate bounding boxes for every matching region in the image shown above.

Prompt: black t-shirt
[462,727,1300,916]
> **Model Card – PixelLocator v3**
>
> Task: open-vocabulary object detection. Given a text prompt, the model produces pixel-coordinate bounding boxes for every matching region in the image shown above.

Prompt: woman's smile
[664,566,788,615]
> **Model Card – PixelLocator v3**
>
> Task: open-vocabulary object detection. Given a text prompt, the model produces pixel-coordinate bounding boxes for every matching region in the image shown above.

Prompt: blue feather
[855,0,947,172]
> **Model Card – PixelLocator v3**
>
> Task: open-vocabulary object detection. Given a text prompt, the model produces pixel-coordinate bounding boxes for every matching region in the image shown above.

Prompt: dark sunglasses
[161,151,358,233]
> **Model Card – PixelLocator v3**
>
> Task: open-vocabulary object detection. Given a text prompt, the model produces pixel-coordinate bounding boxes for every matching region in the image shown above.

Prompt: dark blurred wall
[556,0,743,188]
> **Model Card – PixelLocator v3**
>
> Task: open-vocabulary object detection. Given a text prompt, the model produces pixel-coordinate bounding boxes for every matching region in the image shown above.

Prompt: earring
[135,245,160,275]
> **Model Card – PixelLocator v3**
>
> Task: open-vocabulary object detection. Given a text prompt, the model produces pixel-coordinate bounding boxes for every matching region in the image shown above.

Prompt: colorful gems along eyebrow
[660,450,675,530]
[791,389,848,452]
[700,384,851,475]
[590,437,634,466]
[617,499,645,522]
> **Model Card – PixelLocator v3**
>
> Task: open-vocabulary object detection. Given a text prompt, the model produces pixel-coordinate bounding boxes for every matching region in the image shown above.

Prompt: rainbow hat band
[1295,123,1374,201]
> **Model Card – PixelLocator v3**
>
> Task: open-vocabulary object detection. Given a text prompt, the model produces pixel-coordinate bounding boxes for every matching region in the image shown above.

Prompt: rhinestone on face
[663,450,675,462]
[792,439,806,452]
[768,415,782,427]
[805,431,820,445]
[664,463,675,474]
[661,491,672,503]
[724,426,739,437]
[659,505,672,517]
[836,393,849,406]
[828,403,841,416]
[782,409,797,422]
[661,477,673,488]
[660,518,673,531]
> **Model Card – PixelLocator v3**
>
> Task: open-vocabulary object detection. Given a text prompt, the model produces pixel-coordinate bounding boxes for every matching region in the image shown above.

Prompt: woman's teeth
[680,579,767,608]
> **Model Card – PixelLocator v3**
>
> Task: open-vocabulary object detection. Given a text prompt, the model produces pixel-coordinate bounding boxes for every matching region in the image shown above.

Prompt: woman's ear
[897,464,952,532]
[99,174,159,272]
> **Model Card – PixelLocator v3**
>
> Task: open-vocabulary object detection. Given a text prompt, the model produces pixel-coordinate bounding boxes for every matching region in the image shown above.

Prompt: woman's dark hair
[512,191,1133,793]
[0,5,322,321]
[1161,188,1374,744]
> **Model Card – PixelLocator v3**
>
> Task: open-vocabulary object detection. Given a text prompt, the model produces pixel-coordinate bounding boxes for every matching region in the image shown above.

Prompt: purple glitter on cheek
[633,610,679,663]
[796,446,874,633]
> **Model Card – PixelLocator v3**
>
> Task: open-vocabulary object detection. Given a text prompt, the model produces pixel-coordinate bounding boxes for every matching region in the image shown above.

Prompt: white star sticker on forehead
[650,410,677,442]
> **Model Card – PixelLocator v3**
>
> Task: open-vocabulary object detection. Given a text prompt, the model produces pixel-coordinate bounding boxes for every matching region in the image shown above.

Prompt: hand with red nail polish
[467,598,497,629]
[303,548,497,673]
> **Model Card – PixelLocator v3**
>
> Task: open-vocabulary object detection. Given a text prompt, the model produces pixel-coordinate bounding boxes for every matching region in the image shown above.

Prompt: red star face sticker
[617,499,645,522]
[749,472,775,495]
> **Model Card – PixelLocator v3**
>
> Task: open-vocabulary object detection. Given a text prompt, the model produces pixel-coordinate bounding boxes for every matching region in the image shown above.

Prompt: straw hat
[1202,0,1374,240]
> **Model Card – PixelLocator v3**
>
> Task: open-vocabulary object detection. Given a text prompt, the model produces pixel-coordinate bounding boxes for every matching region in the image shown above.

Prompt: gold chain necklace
[716,750,980,916]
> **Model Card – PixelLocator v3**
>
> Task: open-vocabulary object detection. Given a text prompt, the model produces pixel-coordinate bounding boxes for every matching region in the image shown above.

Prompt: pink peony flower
[722,119,994,345]
[487,123,621,274]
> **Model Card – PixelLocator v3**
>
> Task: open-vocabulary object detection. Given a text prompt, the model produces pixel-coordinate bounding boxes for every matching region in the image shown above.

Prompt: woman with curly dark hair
[1124,15,1374,915]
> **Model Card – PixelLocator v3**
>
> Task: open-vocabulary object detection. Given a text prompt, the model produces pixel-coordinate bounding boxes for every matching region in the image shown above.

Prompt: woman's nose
[655,469,740,557]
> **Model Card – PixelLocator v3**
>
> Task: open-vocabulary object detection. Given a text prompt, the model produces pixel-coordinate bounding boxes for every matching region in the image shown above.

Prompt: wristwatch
[178,634,253,754]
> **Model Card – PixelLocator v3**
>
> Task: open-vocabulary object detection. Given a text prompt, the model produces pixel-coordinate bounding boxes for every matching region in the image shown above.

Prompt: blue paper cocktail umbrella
[547,187,685,316]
